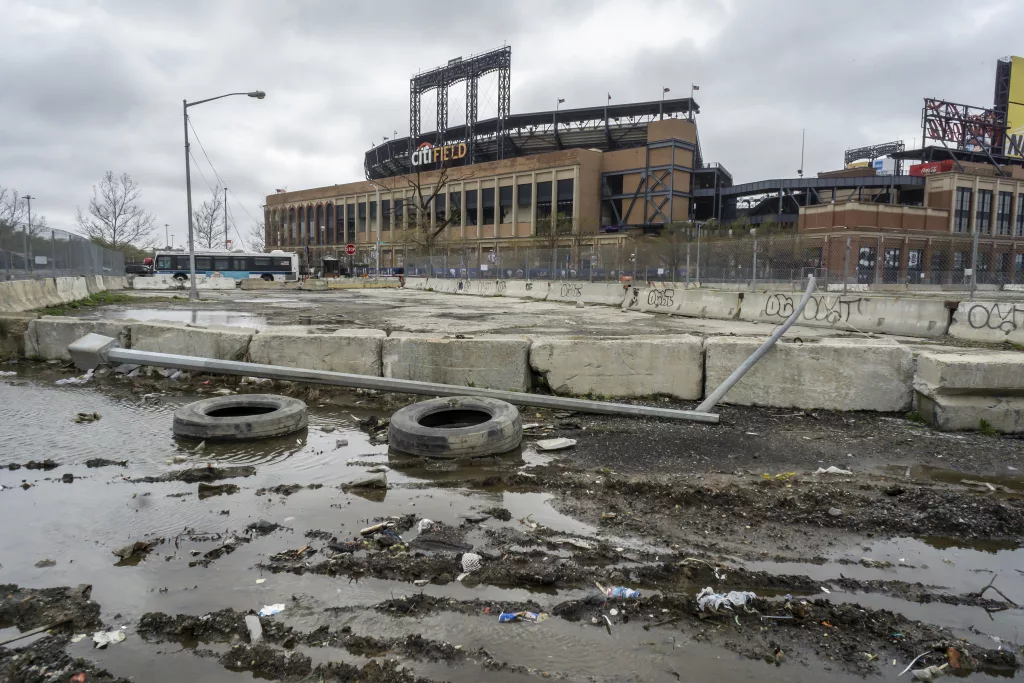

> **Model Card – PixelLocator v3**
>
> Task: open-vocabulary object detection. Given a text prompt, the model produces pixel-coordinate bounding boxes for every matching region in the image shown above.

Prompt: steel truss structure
[368,97,700,179]
[409,47,511,165]
[844,140,905,175]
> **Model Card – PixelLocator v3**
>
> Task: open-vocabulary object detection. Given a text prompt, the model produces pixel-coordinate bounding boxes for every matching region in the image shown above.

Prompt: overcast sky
[1,0,1020,247]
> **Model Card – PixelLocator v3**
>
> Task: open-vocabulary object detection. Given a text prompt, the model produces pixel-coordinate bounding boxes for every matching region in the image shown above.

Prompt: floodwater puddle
[99,307,270,328]
[884,463,1024,493]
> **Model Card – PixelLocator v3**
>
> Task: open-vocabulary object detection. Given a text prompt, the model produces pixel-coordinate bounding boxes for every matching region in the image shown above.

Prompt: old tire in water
[388,396,522,459]
[173,394,308,441]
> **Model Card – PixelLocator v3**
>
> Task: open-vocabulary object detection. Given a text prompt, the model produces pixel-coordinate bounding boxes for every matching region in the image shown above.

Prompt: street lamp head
[248,91,266,99]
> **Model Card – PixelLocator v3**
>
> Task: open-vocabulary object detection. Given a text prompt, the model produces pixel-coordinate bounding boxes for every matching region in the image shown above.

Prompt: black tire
[173,273,188,282]
[261,274,274,282]
[173,394,308,441]
[388,396,522,459]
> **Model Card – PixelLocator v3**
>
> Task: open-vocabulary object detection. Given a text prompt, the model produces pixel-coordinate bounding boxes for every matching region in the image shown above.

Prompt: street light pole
[182,90,265,301]
[165,223,169,250]
[23,195,34,274]
[223,186,228,249]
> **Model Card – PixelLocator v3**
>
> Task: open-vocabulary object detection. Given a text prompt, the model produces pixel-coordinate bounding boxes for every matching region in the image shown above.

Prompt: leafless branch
[75,171,156,250]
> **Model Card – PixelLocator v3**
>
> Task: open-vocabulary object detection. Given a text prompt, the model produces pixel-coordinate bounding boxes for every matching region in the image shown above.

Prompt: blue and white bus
[153,250,299,282]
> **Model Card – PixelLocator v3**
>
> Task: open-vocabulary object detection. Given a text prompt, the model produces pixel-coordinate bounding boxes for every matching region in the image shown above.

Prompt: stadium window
[997,192,1012,236]
[434,194,446,223]
[358,202,367,234]
[482,187,495,225]
[369,200,377,223]
[517,183,532,219]
[535,181,552,221]
[393,197,404,229]
[976,189,992,234]
[336,205,345,242]
[953,188,971,233]
[499,186,513,224]
[907,249,924,281]
[1017,254,1024,283]
[381,199,390,231]
[346,203,355,242]
[556,179,574,219]
[466,189,478,225]
[1018,194,1024,237]
[448,192,461,224]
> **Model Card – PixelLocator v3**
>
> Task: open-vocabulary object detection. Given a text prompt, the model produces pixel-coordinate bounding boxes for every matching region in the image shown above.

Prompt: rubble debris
[245,615,263,644]
[72,411,101,423]
[113,541,155,562]
[85,458,128,468]
[815,466,853,475]
[197,482,240,499]
[536,438,577,451]
[343,472,387,489]
[696,587,757,613]
[25,459,58,470]
[92,629,125,648]
[131,465,256,484]
[34,559,56,568]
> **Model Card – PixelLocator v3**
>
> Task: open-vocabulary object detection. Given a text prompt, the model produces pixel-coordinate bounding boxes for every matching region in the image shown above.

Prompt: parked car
[124,264,152,275]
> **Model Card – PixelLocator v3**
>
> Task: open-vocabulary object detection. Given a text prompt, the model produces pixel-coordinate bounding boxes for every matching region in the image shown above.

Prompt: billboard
[1006,56,1024,158]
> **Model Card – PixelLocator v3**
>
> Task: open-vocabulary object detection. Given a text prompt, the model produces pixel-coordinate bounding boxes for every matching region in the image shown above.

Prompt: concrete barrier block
[459,279,504,296]
[741,292,949,338]
[84,276,102,295]
[131,322,254,360]
[949,301,1024,344]
[299,279,328,291]
[382,333,531,391]
[704,337,913,411]
[504,280,548,300]
[132,275,187,290]
[104,276,128,290]
[239,279,283,290]
[915,349,1024,393]
[199,276,238,290]
[0,314,36,359]
[429,279,460,294]
[622,286,741,319]
[25,317,131,361]
[530,336,703,399]
[917,392,1024,433]
[404,277,430,290]
[249,328,385,376]
[55,277,90,304]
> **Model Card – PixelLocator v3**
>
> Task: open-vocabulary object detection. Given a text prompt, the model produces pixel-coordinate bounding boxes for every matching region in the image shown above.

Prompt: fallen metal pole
[69,335,718,424]
[695,275,816,413]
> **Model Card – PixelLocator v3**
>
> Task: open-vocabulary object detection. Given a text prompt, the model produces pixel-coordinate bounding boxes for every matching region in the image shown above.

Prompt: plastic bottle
[498,612,519,623]
[605,586,640,599]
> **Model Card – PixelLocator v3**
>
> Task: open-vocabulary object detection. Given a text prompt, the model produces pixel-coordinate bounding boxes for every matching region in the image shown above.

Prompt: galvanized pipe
[695,274,816,414]
[96,344,719,424]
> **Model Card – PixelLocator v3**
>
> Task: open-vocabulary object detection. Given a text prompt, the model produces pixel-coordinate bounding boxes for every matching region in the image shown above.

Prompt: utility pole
[224,187,229,249]
[165,223,169,250]
[23,195,34,273]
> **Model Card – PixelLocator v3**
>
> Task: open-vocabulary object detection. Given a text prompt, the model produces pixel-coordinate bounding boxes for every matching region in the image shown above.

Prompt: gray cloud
[0,0,1020,246]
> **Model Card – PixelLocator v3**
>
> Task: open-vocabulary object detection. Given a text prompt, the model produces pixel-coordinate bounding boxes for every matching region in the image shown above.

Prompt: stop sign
[345,244,356,256]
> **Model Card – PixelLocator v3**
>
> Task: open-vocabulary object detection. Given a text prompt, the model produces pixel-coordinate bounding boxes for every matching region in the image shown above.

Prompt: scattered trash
[56,369,94,386]
[536,438,577,451]
[815,466,853,475]
[461,552,482,573]
[193,441,206,454]
[255,578,266,584]
[342,472,387,489]
[72,411,101,423]
[34,559,56,568]
[762,472,797,481]
[417,519,434,533]
[911,664,948,681]
[71,674,87,683]
[946,647,961,669]
[335,438,349,448]
[360,521,395,536]
[820,586,831,594]
[244,614,263,643]
[166,455,190,465]
[112,541,154,561]
[522,423,540,430]
[92,629,126,648]
[696,587,756,613]
[608,608,619,616]
[258,603,285,617]
[0,370,16,377]
[827,507,843,517]
[413,579,429,587]
[70,634,87,643]
[597,583,640,599]
[760,615,794,621]
[600,512,617,520]
[499,611,547,623]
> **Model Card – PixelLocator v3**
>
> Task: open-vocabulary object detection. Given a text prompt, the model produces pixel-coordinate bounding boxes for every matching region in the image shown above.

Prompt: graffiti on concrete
[647,288,675,309]
[761,293,865,324]
[559,283,582,298]
[966,303,1024,334]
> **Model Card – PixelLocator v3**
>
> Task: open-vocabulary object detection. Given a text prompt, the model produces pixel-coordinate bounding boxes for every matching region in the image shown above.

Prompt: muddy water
[1,367,1022,682]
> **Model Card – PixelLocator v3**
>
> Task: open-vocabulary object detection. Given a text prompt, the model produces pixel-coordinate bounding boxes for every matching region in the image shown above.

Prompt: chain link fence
[401,232,1022,292]
[0,222,125,281]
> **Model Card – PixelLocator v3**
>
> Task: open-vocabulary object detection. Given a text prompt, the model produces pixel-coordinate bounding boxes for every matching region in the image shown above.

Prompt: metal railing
[0,223,125,280]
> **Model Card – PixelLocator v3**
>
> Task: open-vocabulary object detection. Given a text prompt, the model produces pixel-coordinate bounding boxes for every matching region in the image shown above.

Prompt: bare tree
[654,221,691,281]
[536,212,576,276]
[399,165,465,260]
[248,220,266,252]
[193,186,225,249]
[76,171,156,249]
[0,186,27,230]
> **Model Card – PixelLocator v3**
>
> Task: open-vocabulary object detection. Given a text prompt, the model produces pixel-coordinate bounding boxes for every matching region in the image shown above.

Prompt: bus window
[277,258,290,268]
[156,255,172,270]
[196,256,212,270]
[233,258,247,271]
[254,257,271,267]
[175,256,190,270]
[214,257,231,271]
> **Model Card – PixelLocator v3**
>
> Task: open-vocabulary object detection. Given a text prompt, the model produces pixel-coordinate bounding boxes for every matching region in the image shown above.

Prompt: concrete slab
[131,322,254,360]
[623,286,740,319]
[917,392,1024,433]
[0,313,36,359]
[529,335,703,399]
[248,328,385,376]
[25,317,130,361]
[704,337,914,412]
[382,332,531,391]
[949,300,1024,344]
[915,349,1024,393]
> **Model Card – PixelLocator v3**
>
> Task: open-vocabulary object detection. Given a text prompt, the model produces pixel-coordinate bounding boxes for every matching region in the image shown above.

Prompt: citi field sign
[410,141,467,166]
